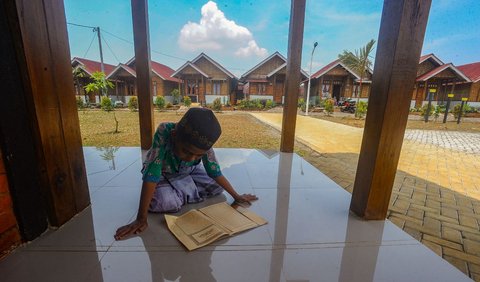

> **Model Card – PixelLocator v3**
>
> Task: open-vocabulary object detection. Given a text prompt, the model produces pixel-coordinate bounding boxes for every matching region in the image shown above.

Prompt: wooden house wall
[469,82,480,102]
[245,56,285,80]
[206,80,229,95]
[417,60,437,77]
[163,81,178,97]
[194,58,229,80]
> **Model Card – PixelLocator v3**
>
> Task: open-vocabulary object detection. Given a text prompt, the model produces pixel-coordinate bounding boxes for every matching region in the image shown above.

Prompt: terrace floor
[0,147,471,281]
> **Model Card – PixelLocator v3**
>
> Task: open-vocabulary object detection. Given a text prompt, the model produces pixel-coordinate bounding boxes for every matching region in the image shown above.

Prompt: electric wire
[101,34,121,63]
[83,33,97,58]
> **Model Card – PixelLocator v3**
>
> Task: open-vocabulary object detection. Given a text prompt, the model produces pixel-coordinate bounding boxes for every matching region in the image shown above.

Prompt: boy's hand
[234,193,258,205]
[114,219,148,240]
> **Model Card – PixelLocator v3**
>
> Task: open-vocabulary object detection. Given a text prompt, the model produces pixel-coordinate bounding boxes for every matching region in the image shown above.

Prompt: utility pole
[94,27,105,73]
[305,41,318,116]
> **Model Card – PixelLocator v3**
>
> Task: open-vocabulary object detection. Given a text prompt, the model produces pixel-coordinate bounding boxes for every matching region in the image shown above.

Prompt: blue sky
[65,0,480,77]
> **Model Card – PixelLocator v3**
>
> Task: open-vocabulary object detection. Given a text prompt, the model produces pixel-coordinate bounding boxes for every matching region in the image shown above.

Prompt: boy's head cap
[176,107,222,150]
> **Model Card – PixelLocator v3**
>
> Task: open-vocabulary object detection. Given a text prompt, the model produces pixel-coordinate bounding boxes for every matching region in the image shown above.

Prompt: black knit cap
[176,107,222,150]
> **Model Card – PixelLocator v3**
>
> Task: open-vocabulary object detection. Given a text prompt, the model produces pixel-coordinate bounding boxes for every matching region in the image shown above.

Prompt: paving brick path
[251,113,480,281]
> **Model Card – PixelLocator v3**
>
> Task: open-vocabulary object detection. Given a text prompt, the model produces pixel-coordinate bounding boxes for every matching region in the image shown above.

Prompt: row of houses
[72,52,480,107]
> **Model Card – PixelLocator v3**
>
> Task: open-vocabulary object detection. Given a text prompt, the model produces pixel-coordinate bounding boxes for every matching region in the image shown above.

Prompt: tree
[84,71,114,101]
[338,39,376,118]
[72,67,86,103]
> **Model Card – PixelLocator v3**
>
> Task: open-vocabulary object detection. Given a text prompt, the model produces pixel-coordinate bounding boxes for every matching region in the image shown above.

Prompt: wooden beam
[5,0,90,227]
[350,0,432,219]
[280,0,306,153]
[131,0,154,150]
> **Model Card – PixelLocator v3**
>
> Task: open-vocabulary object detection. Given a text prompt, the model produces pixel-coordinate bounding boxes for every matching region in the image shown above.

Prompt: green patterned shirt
[141,122,222,183]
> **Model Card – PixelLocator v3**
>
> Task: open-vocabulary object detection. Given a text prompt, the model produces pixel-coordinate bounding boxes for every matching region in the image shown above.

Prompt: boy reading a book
[115,107,257,240]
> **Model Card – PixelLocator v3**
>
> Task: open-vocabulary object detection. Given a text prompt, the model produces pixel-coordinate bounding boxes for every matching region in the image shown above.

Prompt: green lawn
[78,109,285,150]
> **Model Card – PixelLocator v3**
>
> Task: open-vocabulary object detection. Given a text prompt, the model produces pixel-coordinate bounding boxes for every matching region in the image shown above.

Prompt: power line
[83,33,97,58]
[68,21,248,71]
[101,34,121,63]
[67,22,96,30]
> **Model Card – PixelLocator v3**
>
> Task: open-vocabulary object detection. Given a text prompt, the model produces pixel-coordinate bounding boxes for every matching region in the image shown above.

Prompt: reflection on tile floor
[0,148,472,281]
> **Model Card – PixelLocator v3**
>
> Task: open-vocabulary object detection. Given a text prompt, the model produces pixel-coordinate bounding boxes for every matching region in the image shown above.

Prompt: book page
[199,202,260,234]
[165,202,268,251]
[165,210,228,251]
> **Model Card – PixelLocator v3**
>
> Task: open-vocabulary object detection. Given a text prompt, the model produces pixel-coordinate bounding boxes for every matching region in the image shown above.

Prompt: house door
[333,85,342,101]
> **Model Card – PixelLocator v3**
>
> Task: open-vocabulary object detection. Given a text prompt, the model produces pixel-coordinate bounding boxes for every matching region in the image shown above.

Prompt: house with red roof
[457,62,480,106]
[171,53,236,105]
[106,58,181,104]
[71,57,116,103]
[240,52,308,104]
[412,54,471,108]
[308,59,372,103]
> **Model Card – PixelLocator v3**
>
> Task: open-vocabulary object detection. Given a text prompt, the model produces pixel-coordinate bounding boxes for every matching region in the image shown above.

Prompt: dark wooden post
[3,0,90,227]
[131,0,154,150]
[350,0,432,219]
[280,0,306,152]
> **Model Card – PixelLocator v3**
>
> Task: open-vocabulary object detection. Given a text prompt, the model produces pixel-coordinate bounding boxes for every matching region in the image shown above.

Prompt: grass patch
[78,110,293,150]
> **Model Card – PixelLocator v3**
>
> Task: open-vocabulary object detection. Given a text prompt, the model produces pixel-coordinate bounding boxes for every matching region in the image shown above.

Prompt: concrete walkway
[251,112,480,281]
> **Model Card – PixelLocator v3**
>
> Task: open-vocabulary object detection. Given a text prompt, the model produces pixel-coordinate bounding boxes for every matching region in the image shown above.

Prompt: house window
[187,80,198,95]
[257,83,266,94]
[213,81,221,95]
[153,81,157,96]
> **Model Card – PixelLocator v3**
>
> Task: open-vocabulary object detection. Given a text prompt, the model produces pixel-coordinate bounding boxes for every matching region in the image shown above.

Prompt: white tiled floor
[0,148,472,281]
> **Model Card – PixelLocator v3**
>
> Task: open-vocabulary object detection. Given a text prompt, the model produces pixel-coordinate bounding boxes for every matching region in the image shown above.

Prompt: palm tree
[338,39,376,116]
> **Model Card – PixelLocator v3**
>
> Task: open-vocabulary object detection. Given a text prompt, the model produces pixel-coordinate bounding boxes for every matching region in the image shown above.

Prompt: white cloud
[178,1,267,57]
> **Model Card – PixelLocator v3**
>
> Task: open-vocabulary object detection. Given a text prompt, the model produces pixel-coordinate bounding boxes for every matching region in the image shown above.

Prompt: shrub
[324,98,334,116]
[76,97,85,109]
[128,96,138,111]
[355,101,368,119]
[183,96,192,107]
[253,99,264,110]
[452,103,472,118]
[420,104,433,117]
[433,105,441,121]
[265,100,276,109]
[171,89,180,105]
[100,96,114,112]
[298,98,305,109]
[212,97,222,112]
[154,96,165,110]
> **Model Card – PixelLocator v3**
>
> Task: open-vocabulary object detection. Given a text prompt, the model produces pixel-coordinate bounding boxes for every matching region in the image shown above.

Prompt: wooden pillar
[350,0,432,219]
[280,0,306,152]
[131,0,153,150]
[2,0,90,228]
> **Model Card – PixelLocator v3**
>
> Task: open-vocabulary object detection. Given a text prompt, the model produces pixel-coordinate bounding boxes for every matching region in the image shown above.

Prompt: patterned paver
[251,112,480,281]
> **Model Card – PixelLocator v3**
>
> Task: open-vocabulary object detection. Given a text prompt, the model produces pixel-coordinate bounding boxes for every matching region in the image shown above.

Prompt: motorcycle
[340,99,356,113]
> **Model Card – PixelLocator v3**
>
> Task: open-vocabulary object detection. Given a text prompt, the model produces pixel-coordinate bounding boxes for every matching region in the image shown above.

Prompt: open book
[165,202,267,251]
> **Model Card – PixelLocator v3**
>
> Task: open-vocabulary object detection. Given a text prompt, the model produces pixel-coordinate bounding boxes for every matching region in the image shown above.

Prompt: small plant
[433,105,441,121]
[212,97,222,112]
[100,96,114,112]
[452,103,472,118]
[265,100,276,109]
[324,98,334,116]
[128,96,138,111]
[355,101,368,119]
[154,96,165,111]
[166,102,173,109]
[171,89,180,105]
[298,98,305,109]
[183,96,192,107]
[76,97,85,109]
[420,104,433,117]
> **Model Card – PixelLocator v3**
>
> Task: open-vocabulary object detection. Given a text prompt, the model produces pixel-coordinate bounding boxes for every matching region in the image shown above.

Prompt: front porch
[0,147,470,281]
